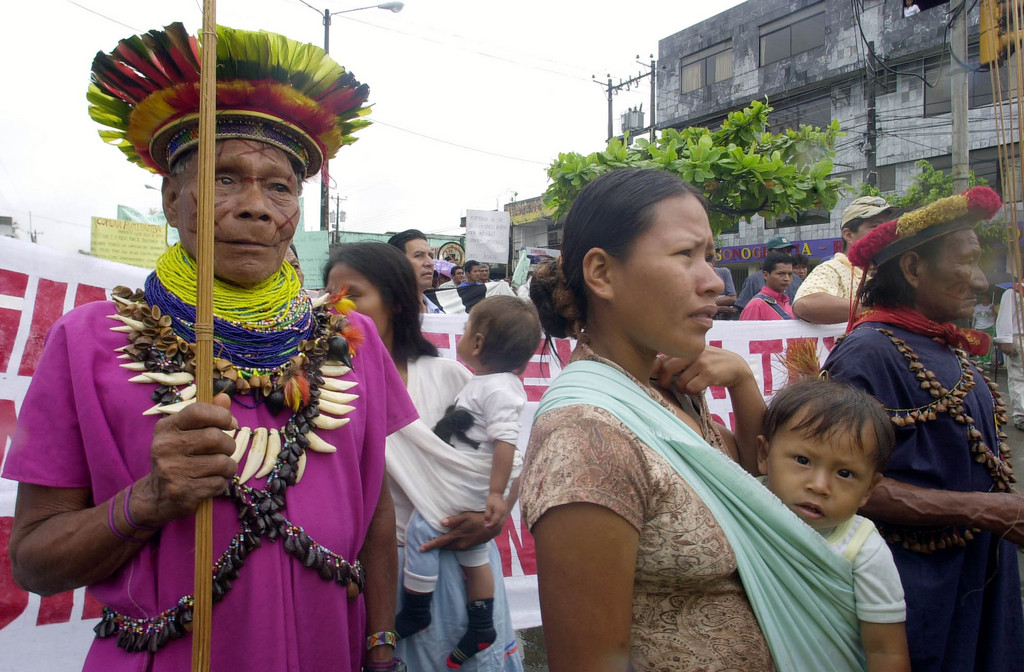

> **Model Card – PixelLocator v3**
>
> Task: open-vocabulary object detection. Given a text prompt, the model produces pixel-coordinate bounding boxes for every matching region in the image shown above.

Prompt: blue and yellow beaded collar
[145,244,313,371]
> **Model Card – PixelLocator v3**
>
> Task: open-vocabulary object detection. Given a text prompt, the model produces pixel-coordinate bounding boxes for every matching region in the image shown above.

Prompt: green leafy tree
[544,100,850,234]
[859,160,1003,250]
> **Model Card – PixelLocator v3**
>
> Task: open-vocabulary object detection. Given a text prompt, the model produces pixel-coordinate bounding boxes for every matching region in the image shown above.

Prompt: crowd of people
[4,19,1024,672]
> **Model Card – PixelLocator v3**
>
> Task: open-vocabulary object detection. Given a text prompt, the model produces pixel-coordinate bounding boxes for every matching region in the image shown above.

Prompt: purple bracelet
[107,496,144,543]
[122,483,158,532]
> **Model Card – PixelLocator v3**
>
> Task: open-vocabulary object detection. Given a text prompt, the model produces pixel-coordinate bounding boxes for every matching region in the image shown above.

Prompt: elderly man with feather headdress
[3,23,415,672]
[823,187,1024,672]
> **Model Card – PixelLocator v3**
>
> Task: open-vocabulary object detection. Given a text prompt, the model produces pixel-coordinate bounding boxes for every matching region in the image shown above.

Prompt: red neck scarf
[851,306,992,356]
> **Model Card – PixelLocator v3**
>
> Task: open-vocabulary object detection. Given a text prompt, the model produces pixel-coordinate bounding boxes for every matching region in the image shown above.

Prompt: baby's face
[757,417,881,531]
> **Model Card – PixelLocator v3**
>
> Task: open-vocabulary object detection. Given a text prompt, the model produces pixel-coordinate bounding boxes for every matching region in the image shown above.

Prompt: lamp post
[297,1,405,232]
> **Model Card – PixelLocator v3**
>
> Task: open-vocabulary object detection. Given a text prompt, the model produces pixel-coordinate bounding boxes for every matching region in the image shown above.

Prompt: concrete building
[657,0,1013,283]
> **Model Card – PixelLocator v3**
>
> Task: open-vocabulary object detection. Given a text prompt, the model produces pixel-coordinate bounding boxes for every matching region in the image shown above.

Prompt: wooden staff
[192,1,218,670]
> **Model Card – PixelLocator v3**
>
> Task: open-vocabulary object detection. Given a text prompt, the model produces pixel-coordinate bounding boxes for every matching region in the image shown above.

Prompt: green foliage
[857,159,986,209]
[861,160,1006,252]
[543,100,850,234]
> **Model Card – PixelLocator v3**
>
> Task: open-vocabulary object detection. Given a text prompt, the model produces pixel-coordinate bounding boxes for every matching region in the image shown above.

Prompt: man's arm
[9,403,237,595]
[862,477,1024,545]
[792,291,856,324]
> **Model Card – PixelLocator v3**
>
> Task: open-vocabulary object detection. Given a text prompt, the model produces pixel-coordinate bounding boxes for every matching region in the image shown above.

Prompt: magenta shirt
[738,286,795,321]
[4,301,416,671]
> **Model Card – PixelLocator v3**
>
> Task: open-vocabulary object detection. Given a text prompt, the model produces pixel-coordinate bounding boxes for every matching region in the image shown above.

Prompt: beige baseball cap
[841,196,898,229]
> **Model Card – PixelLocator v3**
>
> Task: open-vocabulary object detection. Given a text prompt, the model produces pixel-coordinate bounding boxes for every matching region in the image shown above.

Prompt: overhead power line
[370,118,549,165]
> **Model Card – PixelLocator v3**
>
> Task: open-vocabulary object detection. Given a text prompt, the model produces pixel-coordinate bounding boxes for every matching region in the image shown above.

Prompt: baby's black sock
[395,590,433,639]
[446,598,496,668]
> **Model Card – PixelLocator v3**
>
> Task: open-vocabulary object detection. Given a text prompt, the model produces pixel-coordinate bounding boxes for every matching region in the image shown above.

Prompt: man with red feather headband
[823,186,1024,671]
[2,23,415,672]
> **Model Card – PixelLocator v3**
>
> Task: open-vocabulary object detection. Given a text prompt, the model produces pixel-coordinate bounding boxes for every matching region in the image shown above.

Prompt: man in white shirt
[995,286,1024,430]
[793,196,899,324]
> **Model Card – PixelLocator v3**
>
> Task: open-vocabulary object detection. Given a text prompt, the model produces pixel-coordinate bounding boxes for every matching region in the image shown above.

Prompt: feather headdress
[848,186,1003,270]
[88,23,370,177]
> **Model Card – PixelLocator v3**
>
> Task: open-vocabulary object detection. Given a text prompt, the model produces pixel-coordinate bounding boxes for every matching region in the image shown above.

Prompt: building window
[681,42,733,94]
[760,7,825,67]
[768,93,832,133]
[876,165,896,192]
[923,44,1010,116]
[877,67,898,95]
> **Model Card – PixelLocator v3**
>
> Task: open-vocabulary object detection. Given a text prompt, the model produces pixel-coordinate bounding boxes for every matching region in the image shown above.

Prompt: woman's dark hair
[468,296,541,374]
[530,169,707,339]
[323,242,438,362]
[763,378,895,472]
[858,234,948,310]
[792,253,810,268]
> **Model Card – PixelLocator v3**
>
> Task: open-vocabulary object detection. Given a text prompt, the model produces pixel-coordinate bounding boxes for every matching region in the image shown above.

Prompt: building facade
[657,0,1014,283]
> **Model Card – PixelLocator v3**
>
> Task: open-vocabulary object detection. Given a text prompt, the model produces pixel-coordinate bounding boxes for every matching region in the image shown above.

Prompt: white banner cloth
[0,237,845,668]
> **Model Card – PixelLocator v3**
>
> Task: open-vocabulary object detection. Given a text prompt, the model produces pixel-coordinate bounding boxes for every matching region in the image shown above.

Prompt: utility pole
[866,41,877,187]
[333,192,344,244]
[320,9,332,233]
[606,76,613,142]
[951,0,970,192]
[648,57,656,143]
[296,1,405,232]
[600,56,658,143]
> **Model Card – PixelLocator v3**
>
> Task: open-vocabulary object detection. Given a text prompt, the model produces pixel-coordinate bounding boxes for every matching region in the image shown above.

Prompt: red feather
[848,220,898,270]
[963,186,1002,220]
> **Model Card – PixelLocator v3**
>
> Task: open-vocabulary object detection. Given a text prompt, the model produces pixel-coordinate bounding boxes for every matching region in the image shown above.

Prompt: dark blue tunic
[824,323,1024,672]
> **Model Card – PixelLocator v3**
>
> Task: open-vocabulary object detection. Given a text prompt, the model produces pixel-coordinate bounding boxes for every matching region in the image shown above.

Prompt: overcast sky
[0,0,743,252]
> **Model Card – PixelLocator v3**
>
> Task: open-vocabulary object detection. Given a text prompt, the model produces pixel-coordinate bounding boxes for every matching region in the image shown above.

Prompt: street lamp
[296,1,405,232]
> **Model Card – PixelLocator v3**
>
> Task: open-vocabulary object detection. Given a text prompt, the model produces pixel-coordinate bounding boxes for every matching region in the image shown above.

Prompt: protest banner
[465,209,510,265]
[0,236,844,668]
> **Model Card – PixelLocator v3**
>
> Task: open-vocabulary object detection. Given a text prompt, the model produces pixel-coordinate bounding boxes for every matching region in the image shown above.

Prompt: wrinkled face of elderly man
[162,139,302,288]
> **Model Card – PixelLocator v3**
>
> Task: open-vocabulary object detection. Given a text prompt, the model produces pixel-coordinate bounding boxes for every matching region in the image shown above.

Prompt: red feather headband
[848,186,1003,270]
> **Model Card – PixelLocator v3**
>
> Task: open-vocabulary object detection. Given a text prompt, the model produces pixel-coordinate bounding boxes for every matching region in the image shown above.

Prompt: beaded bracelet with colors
[107,496,144,544]
[366,631,398,651]
[122,483,159,532]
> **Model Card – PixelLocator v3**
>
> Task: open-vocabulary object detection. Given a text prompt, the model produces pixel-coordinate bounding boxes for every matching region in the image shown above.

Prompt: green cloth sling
[536,360,865,672]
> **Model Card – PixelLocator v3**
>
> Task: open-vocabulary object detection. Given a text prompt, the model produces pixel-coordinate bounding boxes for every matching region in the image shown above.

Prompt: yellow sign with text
[91,217,168,269]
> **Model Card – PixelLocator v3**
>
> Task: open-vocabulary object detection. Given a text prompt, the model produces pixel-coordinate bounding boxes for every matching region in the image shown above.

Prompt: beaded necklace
[96,278,364,653]
[867,328,1016,553]
[147,245,314,372]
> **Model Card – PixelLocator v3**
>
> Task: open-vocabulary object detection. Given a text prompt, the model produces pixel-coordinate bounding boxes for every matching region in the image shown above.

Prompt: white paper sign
[465,209,510,264]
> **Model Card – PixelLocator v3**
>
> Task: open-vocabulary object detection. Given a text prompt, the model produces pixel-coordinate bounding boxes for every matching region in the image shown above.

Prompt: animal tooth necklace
[95,262,366,653]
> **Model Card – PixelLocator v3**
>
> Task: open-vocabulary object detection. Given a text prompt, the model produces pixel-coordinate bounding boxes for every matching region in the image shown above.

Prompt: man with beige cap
[793,196,899,324]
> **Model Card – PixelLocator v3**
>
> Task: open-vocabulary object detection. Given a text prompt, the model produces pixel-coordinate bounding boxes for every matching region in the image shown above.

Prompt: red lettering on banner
[0,399,15,467]
[421,331,451,350]
[521,360,550,379]
[74,284,107,307]
[707,340,727,400]
[822,336,837,352]
[493,517,537,577]
[0,517,29,631]
[18,279,68,376]
[0,270,29,373]
[749,339,784,395]
[709,412,737,432]
[524,385,547,402]
[82,592,104,620]
[36,591,73,626]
